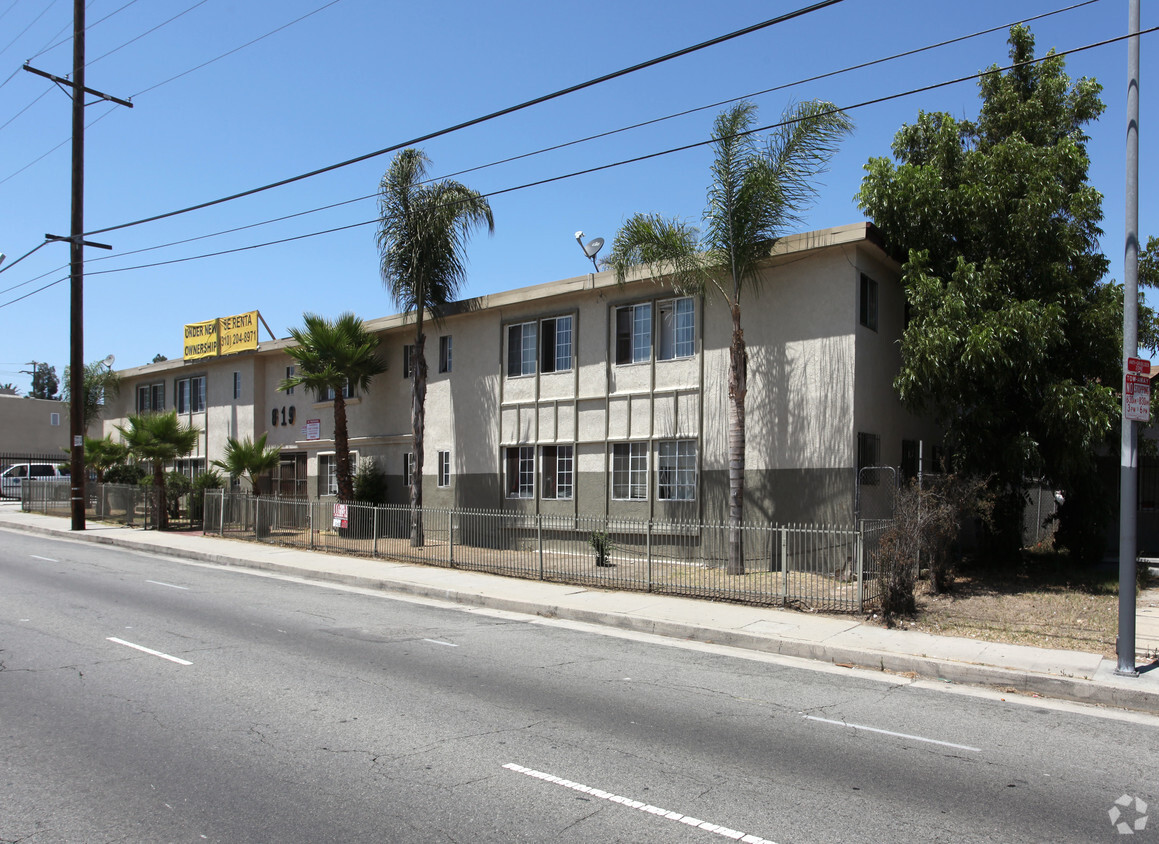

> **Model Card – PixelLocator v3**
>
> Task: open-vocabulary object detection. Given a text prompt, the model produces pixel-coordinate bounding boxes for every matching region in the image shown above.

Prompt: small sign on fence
[332,503,348,529]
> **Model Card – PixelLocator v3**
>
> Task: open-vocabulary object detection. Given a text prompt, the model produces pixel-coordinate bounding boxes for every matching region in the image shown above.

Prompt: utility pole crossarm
[22,63,134,108]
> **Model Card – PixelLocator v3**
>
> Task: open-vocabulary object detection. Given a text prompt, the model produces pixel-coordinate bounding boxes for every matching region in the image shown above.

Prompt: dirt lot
[868,558,1157,658]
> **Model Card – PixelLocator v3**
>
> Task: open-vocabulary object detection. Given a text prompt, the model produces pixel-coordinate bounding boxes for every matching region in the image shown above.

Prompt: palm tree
[82,435,128,483]
[116,411,201,530]
[376,147,494,546]
[63,360,121,433]
[212,433,282,496]
[607,100,852,574]
[279,313,386,502]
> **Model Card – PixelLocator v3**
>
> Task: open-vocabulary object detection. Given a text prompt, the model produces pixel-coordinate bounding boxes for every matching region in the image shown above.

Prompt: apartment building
[99,223,936,524]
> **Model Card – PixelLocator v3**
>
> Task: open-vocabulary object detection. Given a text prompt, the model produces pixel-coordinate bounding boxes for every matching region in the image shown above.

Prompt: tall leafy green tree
[376,147,494,546]
[63,360,121,433]
[607,100,852,574]
[28,362,58,399]
[856,25,1122,558]
[116,411,200,530]
[212,433,282,497]
[279,313,386,502]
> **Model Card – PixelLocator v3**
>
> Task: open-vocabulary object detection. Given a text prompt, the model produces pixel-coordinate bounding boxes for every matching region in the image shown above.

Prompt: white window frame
[285,365,295,395]
[615,303,652,365]
[319,453,337,496]
[322,380,354,402]
[137,382,164,413]
[541,444,574,500]
[657,440,697,501]
[176,376,206,413]
[403,452,415,487]
[49,412,60,426]
[437,450,450,487]
[540,315,573,373]
[506,322,537,378]
[612,442,648,500]
[505,446,534,498]
[658,297,695,360]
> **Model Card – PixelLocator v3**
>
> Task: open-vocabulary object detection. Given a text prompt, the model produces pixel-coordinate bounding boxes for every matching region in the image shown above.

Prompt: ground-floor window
[541,445,573,500]
[505,446,534,498]
[657,440,696,500]
[612,442,647,500]
[319,451,358,497]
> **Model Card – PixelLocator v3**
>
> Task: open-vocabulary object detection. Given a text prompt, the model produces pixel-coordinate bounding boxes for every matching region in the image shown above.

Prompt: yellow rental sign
[219,311,259,355]
[183,319,219,361]
[183,311,261,361]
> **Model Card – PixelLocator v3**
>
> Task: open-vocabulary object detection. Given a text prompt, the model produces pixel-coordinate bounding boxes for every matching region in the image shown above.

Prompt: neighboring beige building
[98,223,937,524]
[0,394,69,458]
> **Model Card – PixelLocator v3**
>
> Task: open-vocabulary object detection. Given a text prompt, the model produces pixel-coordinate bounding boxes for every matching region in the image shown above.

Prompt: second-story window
[176,376,205,413]
[403,345,415,378]
[136,382,164,412]
[540,315,573,373]
[322,381,353,401]
[615,303,651,364]
[233,371,241,400]
[285,365,295,394]
[860,273,879,332]
[506,322,537,377]
[439,335,452,373]
[658,297,695,360]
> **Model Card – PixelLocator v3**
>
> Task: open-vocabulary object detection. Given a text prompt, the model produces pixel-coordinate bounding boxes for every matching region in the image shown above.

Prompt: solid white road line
[422,638,458,647]
[504,763,778,844]
[146,580,189,590]
[802,715,982,752]
[29,555,57,562]
[106,637,193,666]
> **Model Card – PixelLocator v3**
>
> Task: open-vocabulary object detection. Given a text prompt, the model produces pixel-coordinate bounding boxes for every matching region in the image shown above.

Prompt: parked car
[0,462,70,499]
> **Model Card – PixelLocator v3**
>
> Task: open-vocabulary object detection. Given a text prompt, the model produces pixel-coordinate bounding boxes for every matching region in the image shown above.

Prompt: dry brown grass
[870,555,1145,657]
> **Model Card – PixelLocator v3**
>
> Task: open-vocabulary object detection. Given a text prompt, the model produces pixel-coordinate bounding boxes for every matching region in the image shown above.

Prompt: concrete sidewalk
[3,505,1158,713]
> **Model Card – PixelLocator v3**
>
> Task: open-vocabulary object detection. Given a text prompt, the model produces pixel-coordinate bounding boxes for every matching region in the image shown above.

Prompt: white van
[0,462,70,498]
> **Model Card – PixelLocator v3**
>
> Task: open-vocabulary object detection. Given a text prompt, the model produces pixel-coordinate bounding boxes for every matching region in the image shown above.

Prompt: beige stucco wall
[0,395,69,454]
[97,223,925,522]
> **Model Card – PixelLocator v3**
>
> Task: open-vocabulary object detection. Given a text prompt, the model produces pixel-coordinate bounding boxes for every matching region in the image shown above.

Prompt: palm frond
[605,213,708,296]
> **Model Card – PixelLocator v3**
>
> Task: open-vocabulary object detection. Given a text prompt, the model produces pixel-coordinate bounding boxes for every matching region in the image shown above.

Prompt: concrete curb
[7,520,1159,713]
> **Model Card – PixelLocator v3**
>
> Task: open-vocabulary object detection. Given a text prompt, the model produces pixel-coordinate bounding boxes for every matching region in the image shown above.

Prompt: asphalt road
[2,529,1156,843]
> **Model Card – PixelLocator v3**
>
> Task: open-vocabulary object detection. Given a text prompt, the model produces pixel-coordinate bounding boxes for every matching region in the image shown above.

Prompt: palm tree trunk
[727,301,746,575]
[334,393,352,502]
[411,317,427,547]
[154,461,167,531]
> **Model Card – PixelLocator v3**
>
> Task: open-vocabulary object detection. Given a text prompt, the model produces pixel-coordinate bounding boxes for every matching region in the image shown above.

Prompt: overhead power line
[13,0,1104,270]
[81,0,848,237]
[6,20,1152,316]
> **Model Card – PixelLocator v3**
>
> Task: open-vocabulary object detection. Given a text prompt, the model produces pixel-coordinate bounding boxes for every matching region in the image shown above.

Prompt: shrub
[104,463,145,486]
[189,470,224,522]
[163,471,192,518]
[353,457,388,505]
[875,474,984,626]
[589,530,615,567]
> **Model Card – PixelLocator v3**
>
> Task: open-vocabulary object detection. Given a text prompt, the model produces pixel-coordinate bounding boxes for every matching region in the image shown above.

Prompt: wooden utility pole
[25,0,130,530]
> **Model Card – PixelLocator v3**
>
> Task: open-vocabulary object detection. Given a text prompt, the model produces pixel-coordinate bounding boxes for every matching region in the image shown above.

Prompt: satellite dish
[574,231,604,270]
[101,354,115,369]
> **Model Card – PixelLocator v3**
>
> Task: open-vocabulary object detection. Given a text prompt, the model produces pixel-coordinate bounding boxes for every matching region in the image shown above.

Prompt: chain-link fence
[204,492,887,613]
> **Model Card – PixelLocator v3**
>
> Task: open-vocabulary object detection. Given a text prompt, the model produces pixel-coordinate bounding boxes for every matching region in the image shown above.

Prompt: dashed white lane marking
[503,763,778,844]
[423,638,458,647]
[106,637,193,666]
[146,580,188,590]
[30,555,57,562]
[802,715,981,752]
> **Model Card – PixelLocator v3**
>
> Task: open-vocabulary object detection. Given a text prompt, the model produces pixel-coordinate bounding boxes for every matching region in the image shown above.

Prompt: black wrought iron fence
[204,492,886,612]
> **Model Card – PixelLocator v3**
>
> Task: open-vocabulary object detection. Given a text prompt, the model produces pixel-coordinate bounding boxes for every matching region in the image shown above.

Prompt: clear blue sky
[0,0,1153,387]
